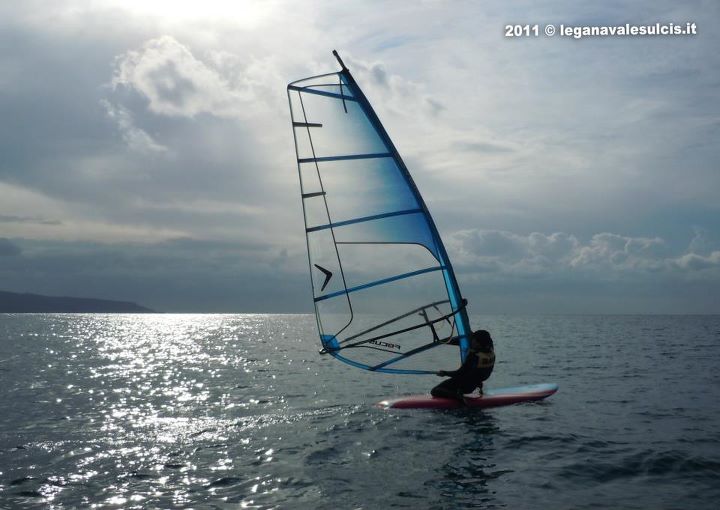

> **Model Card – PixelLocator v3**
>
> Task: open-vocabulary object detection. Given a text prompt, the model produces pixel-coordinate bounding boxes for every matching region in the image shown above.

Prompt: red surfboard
[377,383,558,409]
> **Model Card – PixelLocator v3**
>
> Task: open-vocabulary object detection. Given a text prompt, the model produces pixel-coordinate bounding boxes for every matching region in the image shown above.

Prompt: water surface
[1,314,719,508]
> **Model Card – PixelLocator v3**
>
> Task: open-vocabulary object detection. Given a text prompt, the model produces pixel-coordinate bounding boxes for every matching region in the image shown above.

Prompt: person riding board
[431,330,495,400]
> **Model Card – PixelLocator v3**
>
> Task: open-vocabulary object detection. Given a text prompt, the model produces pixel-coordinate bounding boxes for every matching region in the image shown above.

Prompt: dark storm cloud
[0,215,61,225]
[0,237,309,312]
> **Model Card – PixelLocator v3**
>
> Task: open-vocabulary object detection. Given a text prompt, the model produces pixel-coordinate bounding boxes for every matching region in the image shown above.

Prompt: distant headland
[0,290,154,313]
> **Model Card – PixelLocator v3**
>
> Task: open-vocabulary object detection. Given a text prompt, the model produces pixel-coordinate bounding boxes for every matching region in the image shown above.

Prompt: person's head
[470,329,492,351]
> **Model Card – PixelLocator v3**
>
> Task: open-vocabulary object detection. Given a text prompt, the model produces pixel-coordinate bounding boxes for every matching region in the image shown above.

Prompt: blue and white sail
[287,51,471,374]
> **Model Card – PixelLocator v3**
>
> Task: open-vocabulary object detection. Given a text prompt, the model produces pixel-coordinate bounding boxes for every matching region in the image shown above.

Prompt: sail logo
[313,264,333,291]
[368,340,402,351]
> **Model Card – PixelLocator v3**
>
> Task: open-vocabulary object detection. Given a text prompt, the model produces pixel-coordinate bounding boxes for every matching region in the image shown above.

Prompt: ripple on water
[559,448,720,484]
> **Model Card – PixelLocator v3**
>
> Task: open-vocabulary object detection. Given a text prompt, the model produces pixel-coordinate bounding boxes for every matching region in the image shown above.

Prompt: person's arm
[436,352,475,377]
[443,335,466,346]
[444,332,477,346]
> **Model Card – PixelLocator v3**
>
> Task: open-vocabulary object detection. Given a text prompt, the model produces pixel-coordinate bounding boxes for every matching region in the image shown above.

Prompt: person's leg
[475,367,493,396]
[431,378,462,400]
[459,382,482,397]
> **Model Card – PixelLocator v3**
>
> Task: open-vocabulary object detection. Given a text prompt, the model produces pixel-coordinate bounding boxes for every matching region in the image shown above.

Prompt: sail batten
[305,208,423,233]
[302,191,327,199]
[298,152,392,164]
[288,84,357,101]
[288,52,471,374]
[314,265,445,303]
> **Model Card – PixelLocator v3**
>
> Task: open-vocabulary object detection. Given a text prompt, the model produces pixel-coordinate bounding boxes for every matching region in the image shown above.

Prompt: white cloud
[674,251,720,271]
[344,54,446,121]
[449,229,719,279]
[569,233,667,271]
[110,35,252,118]
[450,230,580,272]
[101,100,168,153]
[0,182,186,243]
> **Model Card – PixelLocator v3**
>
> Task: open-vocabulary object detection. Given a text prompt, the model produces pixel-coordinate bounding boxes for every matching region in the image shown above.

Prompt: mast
[332,50,348,71]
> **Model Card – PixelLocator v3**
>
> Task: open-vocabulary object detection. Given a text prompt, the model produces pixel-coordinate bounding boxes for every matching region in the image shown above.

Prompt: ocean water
[0,314,719,509]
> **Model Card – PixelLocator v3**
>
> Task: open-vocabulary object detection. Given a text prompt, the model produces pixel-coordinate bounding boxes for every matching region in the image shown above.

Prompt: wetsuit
[431,335,495,399]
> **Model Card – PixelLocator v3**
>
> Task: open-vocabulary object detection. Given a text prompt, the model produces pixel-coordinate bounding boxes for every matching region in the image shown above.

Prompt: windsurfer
[431,330,495,400]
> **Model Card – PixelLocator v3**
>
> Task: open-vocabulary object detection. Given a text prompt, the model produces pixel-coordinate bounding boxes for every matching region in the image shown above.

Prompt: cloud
[0,214,61,226]
[674,251,720,271]
[110,35,266,119]
[0,238,22,256]
[0,237,308,312]
[454,229,531,260]
[569,233,667,271]
[688,226,711,255]
[0,182,188,243]
[449,229,719,280]
[0,17,298,247]
[450,230,580,273]
[0,1,717,312]
[101,100,168,154]
[453,141,514,154]
[342,54,447,120]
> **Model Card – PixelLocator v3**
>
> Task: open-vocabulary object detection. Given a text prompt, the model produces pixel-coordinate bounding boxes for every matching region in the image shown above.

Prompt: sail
[287,51,471,374]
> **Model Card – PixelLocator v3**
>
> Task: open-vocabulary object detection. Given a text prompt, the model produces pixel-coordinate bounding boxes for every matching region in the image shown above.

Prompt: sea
[0,313,719,509]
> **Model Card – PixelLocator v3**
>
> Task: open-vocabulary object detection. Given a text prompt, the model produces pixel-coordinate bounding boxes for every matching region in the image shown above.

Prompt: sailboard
[287,51,471,374]
[377,383,559,409]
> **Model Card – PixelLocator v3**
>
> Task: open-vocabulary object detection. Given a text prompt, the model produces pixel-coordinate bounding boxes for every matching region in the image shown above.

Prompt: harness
[475,350,495,369]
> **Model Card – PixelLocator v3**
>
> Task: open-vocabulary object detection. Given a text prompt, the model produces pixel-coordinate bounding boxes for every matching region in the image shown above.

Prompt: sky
[0,0,718,313]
